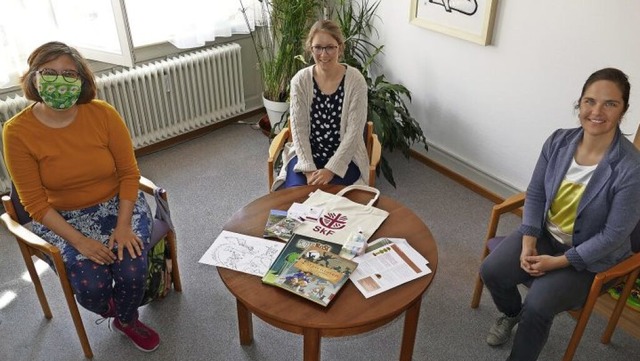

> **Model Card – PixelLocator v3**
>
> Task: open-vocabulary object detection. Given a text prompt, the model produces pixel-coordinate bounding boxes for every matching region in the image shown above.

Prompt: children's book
[263,209,302,241]
[269,244,357,307]
[262,233,344,285]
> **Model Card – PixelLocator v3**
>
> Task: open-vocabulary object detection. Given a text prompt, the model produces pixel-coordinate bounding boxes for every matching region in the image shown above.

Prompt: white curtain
[0,0,265,89]
[126,0,266,48]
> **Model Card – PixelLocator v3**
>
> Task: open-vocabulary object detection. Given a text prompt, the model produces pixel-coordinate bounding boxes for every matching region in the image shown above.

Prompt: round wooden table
[219,185,438,361]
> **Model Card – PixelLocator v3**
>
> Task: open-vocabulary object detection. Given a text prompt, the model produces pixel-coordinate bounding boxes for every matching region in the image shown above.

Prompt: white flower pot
[262,95,289,134]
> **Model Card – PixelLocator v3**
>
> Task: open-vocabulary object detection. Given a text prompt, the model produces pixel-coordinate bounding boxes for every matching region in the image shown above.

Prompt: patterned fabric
[309,76,345,168]
[32,192,152,265]
[271,64,369,191]
[32,191,152,322]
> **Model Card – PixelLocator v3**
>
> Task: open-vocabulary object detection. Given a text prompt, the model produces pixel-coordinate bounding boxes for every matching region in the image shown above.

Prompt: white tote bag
[295,185,389,245]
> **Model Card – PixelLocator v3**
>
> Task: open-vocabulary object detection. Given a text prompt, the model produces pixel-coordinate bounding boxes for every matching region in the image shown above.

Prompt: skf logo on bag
[313,213,348,236]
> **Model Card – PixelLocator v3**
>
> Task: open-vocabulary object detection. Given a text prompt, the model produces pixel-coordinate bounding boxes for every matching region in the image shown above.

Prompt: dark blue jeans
[279,156,361,190]
[479,230,596,361]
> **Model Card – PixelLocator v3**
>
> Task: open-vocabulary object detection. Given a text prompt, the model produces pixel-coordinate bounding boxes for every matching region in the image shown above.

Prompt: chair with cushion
[0,176,182,359]
[267,120,382,191]
[470,192,640,361]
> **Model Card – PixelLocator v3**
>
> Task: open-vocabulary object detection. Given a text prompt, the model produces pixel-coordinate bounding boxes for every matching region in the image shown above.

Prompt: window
[0,0,263,88]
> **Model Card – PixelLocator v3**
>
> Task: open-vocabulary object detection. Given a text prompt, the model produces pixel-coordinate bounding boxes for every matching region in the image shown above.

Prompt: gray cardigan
[271,64,369,191]
[520,127,640,273]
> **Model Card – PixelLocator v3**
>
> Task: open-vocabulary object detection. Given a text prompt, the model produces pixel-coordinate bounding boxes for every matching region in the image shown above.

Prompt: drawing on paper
[199,230,285,277]
[410,0,497,45]
[429,0,477,16]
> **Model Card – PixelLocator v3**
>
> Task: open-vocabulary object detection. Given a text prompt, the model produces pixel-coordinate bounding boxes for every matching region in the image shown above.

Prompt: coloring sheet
[199,230,285,277]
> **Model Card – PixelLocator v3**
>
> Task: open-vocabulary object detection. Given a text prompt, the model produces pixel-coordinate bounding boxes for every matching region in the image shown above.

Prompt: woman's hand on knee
[109,225,143,261]
[76,237,116,265]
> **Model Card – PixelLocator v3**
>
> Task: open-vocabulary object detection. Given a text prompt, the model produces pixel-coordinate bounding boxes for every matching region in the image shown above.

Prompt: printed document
[350,238,431,298]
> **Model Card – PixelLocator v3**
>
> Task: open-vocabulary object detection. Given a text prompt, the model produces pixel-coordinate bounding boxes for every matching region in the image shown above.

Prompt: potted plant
[333,0,428,187]
[240,0,320,132]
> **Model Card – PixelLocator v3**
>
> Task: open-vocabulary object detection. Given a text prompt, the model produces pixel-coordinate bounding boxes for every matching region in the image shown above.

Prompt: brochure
[349,238,431,298]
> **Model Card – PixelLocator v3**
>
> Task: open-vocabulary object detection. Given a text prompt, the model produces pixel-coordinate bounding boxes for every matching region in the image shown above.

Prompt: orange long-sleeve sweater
[2,99,140,222]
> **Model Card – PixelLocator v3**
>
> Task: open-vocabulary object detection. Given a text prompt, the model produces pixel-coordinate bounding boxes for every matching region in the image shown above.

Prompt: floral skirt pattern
[32,192,152,267]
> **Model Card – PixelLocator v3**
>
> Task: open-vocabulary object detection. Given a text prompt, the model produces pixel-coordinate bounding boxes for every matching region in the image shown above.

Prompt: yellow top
[2,99,140,222]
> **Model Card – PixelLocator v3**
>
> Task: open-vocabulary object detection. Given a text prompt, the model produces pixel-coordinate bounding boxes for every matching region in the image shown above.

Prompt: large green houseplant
[240,0,319,129]
[333,0,428,187]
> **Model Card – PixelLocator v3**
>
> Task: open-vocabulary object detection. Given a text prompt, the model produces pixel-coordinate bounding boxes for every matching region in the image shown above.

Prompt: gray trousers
[479,230,596,361]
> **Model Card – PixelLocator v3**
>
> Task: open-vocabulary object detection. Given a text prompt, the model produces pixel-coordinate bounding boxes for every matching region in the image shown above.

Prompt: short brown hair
[20,41,96,104]
[305,20,345,52]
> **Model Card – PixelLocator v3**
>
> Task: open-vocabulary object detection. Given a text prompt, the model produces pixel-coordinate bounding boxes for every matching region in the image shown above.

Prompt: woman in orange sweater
[2,42,159,352]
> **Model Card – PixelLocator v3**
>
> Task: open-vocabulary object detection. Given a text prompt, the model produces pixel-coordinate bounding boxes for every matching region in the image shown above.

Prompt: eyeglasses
[311,45,339,55]
[37,68,81,83]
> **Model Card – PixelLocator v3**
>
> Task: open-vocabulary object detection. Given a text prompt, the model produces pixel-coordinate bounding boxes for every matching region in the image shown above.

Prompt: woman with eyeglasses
[272,19,369,190]
[2,42,159,352]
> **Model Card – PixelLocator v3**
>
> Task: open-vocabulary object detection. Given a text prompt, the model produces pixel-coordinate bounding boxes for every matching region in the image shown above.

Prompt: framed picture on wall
[409,0,498,46]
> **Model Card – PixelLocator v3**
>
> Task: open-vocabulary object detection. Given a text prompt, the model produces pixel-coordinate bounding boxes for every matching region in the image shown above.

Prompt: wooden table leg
[399,299,422,361]
[236,299,253,345]
[303,328,321,361]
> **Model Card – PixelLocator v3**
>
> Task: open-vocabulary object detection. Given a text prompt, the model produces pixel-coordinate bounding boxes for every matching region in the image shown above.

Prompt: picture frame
[409,0,498,46]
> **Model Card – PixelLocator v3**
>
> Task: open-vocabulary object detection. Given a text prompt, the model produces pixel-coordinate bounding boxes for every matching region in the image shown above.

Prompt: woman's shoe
[113,316,160,352]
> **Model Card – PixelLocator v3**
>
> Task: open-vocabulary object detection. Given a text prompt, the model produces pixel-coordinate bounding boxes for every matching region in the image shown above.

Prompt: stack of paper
[349,238,432,298]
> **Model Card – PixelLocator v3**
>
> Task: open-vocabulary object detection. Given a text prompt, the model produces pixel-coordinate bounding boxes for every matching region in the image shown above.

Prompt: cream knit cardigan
[271,64,369,191]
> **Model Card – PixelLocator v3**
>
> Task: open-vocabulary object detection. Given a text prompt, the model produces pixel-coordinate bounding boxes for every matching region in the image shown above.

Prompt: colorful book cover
[263,209,289,240]
[262,233,344,286]
[270,244,358,307]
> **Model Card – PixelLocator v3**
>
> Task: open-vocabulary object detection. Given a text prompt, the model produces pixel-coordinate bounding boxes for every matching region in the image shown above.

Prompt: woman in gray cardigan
[272,20,369,191]
[480,68,640,361]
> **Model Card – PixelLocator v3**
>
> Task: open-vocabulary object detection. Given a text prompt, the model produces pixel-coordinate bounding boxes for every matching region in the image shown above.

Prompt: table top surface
[219,185,438,332]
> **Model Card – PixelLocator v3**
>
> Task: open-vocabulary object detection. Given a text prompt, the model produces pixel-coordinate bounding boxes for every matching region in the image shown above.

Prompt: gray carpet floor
[1,119,639,361]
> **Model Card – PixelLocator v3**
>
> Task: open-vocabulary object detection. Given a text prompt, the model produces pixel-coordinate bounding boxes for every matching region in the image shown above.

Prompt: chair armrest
[484,192,526,242]
[595,252,640,285]
[493,192,526,215]
[139,176,159,195]
[268,127,290,163]
[0,213,60,256]
[267,127,291,191]
[369,134,382,169]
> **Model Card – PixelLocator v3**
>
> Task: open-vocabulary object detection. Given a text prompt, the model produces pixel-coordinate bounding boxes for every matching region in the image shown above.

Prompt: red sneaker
[113,317,160,352]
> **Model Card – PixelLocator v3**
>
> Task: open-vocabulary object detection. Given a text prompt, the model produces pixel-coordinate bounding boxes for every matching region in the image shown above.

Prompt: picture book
[263,209,288,240]
[262,233,344,286]
[270,244,358,307]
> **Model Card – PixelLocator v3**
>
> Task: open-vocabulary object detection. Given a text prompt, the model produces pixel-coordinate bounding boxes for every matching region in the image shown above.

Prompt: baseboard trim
[135,110,521,205]
[409,145,522,204]
[135,108,265,157]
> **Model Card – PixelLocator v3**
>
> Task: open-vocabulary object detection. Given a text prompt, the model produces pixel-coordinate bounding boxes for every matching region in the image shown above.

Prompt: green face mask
[37,75,82,110]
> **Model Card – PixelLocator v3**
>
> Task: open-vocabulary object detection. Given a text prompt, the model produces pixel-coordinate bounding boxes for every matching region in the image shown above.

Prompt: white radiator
[0,43,245,193]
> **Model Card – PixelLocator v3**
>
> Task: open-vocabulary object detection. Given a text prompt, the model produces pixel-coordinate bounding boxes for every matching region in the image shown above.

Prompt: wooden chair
[267,121,382,191]
[470,192,640,361]
[0,176,182,358]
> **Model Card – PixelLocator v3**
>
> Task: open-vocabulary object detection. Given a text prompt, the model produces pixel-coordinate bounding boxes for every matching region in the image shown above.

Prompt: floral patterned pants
[32,192,152,323]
